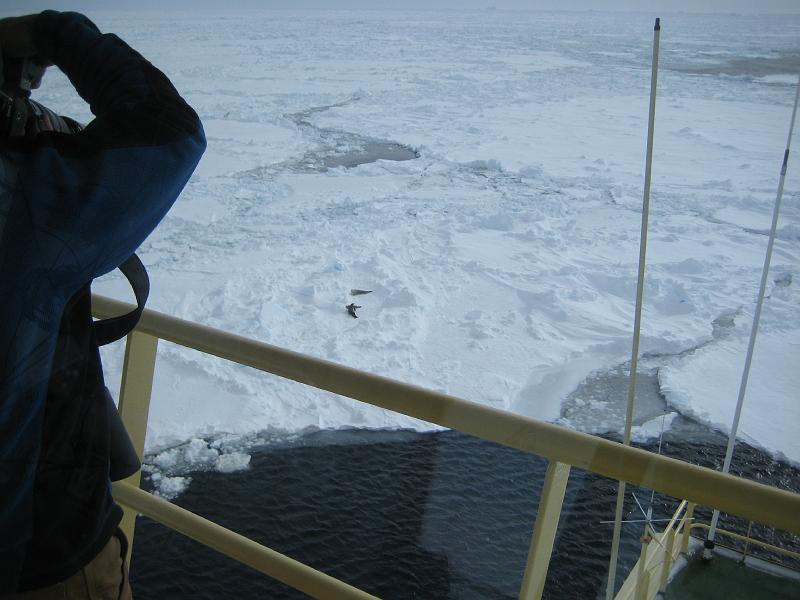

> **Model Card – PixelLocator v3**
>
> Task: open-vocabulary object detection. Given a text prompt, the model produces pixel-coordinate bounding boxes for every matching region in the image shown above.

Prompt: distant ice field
[25,10,800,468]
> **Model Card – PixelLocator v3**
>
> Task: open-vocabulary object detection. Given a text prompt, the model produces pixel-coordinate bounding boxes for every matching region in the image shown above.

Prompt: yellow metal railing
[93,294,800,600]
[614,501,691,600]
[616,502,800,600]
[691,522,800,563]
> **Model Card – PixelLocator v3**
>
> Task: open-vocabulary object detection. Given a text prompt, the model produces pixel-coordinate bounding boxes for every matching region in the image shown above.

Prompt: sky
[1,0,799,14]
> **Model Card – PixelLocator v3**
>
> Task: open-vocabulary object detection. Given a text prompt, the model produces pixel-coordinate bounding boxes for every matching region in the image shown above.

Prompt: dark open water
[129,426,800,599]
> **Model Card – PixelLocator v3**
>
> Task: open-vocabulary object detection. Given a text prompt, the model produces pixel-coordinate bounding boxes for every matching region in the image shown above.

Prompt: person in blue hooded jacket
[0,11,205,598]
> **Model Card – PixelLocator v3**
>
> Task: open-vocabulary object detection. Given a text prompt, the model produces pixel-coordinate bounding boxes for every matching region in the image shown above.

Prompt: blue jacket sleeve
[27,10,207,279]
[0,11,205,592]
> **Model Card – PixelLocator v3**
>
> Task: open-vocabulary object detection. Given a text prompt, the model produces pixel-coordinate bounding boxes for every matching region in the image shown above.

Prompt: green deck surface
[664,553,800,600]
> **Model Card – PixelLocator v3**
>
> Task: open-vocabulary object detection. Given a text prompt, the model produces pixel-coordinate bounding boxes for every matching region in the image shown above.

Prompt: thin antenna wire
[704,72,800,558]
[600,518,674,524]
[600,518,672,523]
[649,412,667,508]
[605,17,661,600]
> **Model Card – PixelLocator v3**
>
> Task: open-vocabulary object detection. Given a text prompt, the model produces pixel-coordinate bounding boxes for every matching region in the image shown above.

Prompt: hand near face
[1,15,52,89]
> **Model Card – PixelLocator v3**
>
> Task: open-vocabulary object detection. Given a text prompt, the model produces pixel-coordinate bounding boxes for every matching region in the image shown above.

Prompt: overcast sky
[2,0,799,14]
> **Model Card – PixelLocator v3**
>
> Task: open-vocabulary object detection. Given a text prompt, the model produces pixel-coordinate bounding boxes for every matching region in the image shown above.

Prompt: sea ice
[39,9,794,465]
[215,452,252,474]
[660,330,800,464]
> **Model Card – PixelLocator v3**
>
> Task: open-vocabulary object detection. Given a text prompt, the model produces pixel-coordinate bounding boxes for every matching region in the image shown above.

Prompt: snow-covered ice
[142,436,252,498]
[27,10,799,467]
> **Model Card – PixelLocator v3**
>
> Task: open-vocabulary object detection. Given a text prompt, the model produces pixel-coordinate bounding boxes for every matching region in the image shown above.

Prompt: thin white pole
[606,17,661,600]
[704,73,800,559]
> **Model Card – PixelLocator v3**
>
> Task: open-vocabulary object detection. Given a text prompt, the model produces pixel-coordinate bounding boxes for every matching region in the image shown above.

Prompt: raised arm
[0,12,205,592]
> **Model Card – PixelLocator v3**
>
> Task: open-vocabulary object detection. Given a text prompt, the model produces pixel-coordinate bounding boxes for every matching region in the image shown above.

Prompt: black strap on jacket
[93,254,149,482]
[93,254,149,346]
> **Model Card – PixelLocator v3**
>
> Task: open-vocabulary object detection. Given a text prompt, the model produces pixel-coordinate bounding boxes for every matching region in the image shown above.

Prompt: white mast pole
[605,17,661,600]
[703,73,800,560]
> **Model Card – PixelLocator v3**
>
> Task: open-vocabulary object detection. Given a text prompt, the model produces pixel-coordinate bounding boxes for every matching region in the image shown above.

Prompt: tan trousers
[10,533,132,600]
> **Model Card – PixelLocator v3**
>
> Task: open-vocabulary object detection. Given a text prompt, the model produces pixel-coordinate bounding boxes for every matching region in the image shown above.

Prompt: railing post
[519,461,571,600]
[115,330,159,552]
[634,531,651,600]
[741,521,754,563]
[659,527,677,593]
[681,503,696,554]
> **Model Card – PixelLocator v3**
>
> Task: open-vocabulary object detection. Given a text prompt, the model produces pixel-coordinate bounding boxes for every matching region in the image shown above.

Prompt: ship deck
[664,545,800,600]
